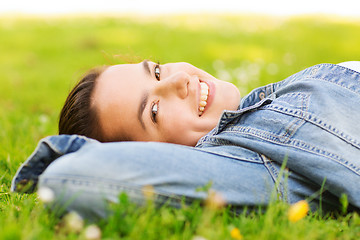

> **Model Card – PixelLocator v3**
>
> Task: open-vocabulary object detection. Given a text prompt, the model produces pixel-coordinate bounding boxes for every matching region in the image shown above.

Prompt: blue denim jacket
[11,64,360,219]
[197,63,360,208]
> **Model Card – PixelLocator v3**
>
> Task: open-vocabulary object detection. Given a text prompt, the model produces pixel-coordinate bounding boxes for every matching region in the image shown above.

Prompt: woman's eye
[154,64,161,81]
[150,101,159,123]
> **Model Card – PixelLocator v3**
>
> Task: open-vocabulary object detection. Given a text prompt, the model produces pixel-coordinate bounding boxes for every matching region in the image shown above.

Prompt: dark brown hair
[58,66,108,141]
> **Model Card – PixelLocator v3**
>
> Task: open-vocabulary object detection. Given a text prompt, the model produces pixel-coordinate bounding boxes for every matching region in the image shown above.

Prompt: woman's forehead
[95,65,143,111]
[93,62,148,141]
[96,63,143,91]
[102,63,139,76]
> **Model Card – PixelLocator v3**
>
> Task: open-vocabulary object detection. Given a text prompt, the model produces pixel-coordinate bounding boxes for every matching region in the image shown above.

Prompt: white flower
[37,187,55,203]
[63,211,84,233]
[85,224,102,240]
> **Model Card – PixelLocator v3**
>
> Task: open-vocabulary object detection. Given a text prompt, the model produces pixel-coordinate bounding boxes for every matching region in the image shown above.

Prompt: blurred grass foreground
[1,14,360,239]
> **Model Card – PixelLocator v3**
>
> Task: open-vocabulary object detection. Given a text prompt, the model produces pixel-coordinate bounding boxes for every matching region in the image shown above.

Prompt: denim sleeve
[22,136,275,220]
[11,135,97,193]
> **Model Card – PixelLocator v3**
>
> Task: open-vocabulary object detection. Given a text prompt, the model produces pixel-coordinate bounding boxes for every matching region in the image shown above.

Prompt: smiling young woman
[60,60,240,146]
[13,60,360,220]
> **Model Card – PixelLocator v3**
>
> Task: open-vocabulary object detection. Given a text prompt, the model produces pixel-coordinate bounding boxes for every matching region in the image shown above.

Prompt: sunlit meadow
[1,14,360,239]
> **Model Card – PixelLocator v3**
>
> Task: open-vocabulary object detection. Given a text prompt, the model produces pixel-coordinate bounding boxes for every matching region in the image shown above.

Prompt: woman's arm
[30,136,275,220]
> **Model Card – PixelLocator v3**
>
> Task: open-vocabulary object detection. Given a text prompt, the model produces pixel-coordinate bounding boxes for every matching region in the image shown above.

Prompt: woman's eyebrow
[138,92,148,130]
[142,60,151,76]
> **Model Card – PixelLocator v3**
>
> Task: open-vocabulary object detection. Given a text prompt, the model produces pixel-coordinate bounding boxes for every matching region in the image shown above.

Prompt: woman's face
[92,61,240,146]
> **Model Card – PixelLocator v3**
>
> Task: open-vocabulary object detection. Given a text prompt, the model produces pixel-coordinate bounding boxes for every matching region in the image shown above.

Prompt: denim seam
[277,93,309,141]
[222,126,291,144]
[263,104,360,149]
[221,126,360,176]
[309,63,360,77]
[196,142,263,163]
[261,154,285,201]
[41,175,185,203]
[336,64,360,74]
[305,77,360,95]
[290,138,360,175]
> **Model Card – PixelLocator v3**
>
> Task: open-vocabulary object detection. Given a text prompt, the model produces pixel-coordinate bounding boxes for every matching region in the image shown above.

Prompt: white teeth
[200,94,208,101]
[201,88,208,95]
[198,81,209,116]
[200,82,208,89]
[199,100,207,107]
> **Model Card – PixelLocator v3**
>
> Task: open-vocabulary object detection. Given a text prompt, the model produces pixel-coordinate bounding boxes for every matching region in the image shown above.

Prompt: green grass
[1,14,360,239]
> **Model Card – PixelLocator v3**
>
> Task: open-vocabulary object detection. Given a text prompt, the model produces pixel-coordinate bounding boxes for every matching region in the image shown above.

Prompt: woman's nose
[154,72,189,99]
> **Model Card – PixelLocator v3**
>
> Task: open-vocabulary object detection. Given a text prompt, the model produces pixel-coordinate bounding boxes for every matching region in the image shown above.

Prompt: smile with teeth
[198,82,209,116]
